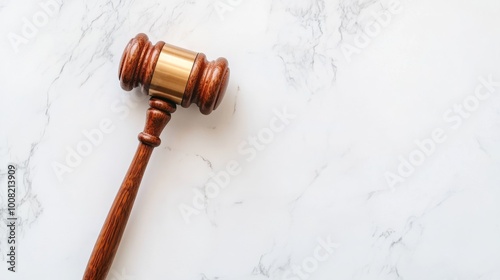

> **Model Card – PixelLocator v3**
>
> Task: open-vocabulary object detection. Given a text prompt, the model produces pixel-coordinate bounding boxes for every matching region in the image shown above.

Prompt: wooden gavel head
[119,33,230,114]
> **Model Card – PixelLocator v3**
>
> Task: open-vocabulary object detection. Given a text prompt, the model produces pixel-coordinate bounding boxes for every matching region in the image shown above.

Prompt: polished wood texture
[83,34,229,280]
[119,33,164,95]
[181,52,229,114]
[83,99,176,280]
[119,33,230,114]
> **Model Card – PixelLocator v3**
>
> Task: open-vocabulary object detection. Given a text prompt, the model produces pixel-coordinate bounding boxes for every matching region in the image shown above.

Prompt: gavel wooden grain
[83,33,230,280]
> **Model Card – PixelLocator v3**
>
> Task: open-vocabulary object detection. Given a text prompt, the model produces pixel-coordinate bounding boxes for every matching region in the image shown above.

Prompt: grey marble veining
[1,0,500,279]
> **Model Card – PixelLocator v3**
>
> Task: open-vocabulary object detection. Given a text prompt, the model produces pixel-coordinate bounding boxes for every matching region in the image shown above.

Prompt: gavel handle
[83,144,153,280]
[83,98,176,280]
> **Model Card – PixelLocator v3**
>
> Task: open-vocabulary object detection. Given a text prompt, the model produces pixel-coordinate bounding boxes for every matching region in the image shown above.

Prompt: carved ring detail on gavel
[83,33,230,280]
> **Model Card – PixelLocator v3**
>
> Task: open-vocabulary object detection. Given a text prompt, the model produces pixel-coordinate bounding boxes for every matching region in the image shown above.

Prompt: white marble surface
[1,0,500,279]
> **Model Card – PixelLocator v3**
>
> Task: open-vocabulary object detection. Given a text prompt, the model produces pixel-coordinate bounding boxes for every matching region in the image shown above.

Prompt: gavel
[83,33,230,280]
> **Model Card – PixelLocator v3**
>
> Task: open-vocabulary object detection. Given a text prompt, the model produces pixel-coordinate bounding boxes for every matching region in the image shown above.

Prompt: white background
[1,0,500,279]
